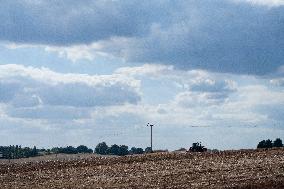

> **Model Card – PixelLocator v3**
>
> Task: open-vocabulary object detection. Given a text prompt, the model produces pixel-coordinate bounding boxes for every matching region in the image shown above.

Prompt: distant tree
[18,145,23,158]
[118,145,129,156]
[22,147,30,157]
[76,145,88,153]
[15,145,19,158]
[257,139,273,149]
[46,149,51,155]
[51,147,60,154]
[130,147,137,154]
[130,147,144,154]
[77,145,93,153]
[273,138,283,147]
[265,139,273,148]
[109,144,120,155]
[31,146,38,157]
[257,140,266,148]
[136,148,144,154]
[145,147,152,153]
[87,148,93,153]
[61,146,77,154]
[95,142,109,155]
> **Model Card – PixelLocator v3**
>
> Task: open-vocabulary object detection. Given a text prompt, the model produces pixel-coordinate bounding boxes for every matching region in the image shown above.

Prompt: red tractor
[188,142,207,152]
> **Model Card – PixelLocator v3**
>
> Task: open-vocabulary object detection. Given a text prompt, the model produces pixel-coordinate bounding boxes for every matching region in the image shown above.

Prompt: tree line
[0,145,38,159]
[0,145,94,159]
[257,138,283,149]
[0,143,150,159]
[50,145,93,154]
[94,142,152,156]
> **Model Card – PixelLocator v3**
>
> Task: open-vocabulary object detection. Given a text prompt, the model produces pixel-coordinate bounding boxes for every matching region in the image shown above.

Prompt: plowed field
[1,148,284,188]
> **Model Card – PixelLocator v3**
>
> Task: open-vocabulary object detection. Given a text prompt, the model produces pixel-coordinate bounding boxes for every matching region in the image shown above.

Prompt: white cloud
[0,64,140,89]
[270,78,284,86]
[238,0,284,7]
[115,64,238,107]
[88,70,283,129]
[0,64,141,120]
[237,85,284,105]
[4,43,35,49]
[98,65,283,129]
[115,64,174,77]
[212,85,284,124]
[44,43,112,62]
[175,91,228,108]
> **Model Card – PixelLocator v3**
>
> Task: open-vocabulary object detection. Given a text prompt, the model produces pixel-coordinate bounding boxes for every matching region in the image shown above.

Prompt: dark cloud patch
[120,1,284,75]
[0,0,170,45]
[0,0,284,74]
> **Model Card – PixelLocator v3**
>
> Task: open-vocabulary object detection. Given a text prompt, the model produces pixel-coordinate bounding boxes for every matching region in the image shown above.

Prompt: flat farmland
[0,148,284,189]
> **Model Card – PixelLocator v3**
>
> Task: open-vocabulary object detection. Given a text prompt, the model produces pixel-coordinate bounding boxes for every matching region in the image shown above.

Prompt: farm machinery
[188,142,207,152]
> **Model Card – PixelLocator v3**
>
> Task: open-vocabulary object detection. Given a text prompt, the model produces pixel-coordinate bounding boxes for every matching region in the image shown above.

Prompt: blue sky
[0,0,284,150]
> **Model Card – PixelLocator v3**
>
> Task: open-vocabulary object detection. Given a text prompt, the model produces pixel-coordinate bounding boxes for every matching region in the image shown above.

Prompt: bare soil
[0,148,284,189]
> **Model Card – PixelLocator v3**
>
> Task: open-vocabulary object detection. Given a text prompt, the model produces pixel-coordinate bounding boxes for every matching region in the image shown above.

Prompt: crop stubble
[0,148,284,188]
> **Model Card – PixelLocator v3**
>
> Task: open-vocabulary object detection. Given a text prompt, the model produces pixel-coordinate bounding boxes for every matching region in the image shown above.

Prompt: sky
[0,0,284,150]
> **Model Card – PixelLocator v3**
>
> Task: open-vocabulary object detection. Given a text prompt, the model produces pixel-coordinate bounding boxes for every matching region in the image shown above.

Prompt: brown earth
[0,148,284,189]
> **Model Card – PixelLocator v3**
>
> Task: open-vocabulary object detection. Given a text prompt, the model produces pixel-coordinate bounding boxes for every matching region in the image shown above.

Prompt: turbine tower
[147,123,154,152]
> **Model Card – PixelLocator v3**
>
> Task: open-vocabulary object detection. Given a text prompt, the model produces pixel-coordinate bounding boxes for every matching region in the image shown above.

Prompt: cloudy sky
[0,0,284,150]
